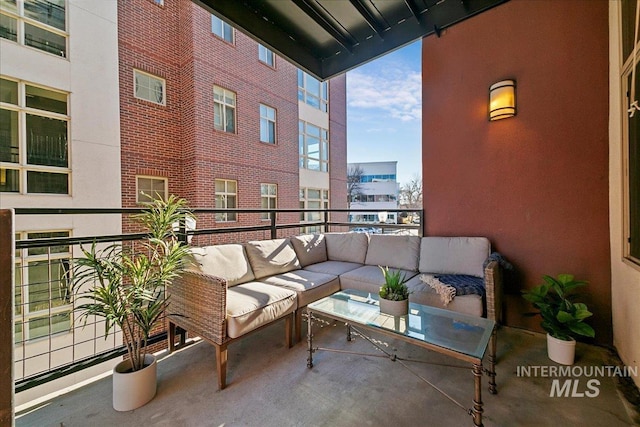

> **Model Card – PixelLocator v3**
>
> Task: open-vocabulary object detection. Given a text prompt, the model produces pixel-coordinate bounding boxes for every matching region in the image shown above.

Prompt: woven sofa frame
[166,250,504,391]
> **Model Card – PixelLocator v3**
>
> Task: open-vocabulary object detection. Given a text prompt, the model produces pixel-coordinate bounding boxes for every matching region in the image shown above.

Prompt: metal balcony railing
[3,207,422,395]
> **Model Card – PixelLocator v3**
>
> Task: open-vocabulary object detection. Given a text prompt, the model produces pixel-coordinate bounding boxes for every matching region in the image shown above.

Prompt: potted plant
[522,274,595,365]
[378,266,410,316]
[71,195,193,411]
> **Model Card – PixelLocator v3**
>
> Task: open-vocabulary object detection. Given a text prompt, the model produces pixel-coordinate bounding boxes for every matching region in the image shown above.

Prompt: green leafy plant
[71,195,193,371]
[522,274,595,341]
[378,266,410,301]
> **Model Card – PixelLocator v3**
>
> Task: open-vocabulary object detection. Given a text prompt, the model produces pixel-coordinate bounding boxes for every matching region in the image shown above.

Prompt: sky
[346,40,422,186]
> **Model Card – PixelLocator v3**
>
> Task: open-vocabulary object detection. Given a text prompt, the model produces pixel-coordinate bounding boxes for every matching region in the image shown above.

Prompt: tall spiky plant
[72,195,193,371]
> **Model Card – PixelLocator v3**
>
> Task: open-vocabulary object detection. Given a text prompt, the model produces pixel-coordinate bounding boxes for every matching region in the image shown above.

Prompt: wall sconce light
[489,79,516,121]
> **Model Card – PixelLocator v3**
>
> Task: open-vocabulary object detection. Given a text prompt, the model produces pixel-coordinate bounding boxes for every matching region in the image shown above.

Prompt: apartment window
[299,121,328,172]
[260,183,277,220]
[623,1,640,263]
[134,70,165,105]
[215,179,237,222]
[260,104,276,144]
[153,0,164,5]
[300,187,329,224]
[214,86,236,133]
[297,69,328,112]
[0,77,69,194]
[14,230,71,343]
[258,44,274,67]
[0,0,67,57]
[136,176,167,203]
[211,14,233,43]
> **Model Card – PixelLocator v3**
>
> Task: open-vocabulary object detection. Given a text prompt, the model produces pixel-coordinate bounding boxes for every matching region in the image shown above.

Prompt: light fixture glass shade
[377,211,388,223]
[489,79,516,121]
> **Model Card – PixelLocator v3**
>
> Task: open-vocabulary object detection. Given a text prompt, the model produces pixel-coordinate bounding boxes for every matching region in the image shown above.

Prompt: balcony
[2,207,638,425]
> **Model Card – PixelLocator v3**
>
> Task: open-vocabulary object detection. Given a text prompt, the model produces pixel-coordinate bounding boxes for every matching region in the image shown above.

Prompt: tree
[347,165,366,209]
[399,175,422,210]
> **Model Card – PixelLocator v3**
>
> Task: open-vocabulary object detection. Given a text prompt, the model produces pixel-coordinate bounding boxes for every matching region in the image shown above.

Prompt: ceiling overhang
[193,0,509,81]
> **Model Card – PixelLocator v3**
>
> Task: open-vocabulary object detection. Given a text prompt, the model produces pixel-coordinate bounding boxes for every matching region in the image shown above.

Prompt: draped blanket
[420,274,485,306]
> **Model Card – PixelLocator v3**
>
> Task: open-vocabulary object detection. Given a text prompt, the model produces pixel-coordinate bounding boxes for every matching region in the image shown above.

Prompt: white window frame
[299,120,329,172]
[133,70,166,106]
[211,14,234,43]
[258,44,275,67]
[299,187,329,232]
[261,183,277,220]
[136,175,168,204]
[214,85,236,133]
[260,104,276,144]
[0,0,68,58]
[297,69,328,112]
[14,230,72,344]
[0,76,70,194]
[215,178,237,222]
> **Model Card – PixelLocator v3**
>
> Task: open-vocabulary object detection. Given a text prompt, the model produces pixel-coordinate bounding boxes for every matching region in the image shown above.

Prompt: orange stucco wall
[421,0,611,343]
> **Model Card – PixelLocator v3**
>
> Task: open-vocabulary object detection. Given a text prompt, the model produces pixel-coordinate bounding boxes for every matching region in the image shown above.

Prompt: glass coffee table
[306,289,497,427]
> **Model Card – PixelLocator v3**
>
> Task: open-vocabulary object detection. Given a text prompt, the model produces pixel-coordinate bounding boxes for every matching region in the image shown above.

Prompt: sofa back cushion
[188,244,255,286]
[365,234,420,271]
[324,233,368,264]
[290,234,328,267]
[244,238,301,279]
[419,237,490,277]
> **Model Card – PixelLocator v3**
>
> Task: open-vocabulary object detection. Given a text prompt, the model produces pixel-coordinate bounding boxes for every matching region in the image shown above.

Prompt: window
[300,188,329,232]
[623,1,640,263]
[259,44,274,67]
[0,77,69,194]
[211,14,233,43]
[297,69,328,112]
[153,0,164,5]
[260,104,276,144]
[134,70,165,105]
[214,86,236,133]
[215,179,237,222]
[0,0,67,57]
[299,121,329,172]
[260,183,277,220]
[136,176,167,203]
[14,230,71,343]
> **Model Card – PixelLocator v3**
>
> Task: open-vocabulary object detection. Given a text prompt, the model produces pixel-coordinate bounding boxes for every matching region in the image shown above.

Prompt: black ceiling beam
[291,0,357,54]
[349,0,390,39]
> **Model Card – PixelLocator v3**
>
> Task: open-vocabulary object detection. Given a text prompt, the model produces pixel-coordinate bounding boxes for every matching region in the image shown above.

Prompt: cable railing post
[419,208,424,237]
[178,209,188,244]
[0,209,14,427]
[270,210,277,239]
[323,209,329,233]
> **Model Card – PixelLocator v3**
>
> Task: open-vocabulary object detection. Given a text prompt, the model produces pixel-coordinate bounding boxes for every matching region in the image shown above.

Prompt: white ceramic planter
[112,354,157,411]
[547,333,576,365]
[379,298,409,316]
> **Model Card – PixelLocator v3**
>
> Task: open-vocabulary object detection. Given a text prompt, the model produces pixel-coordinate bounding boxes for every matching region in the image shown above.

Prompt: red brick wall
[329,73,348,224]
[421,0,611,344]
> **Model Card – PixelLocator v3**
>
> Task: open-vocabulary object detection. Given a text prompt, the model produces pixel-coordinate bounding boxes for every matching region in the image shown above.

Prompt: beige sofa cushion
[365,234,420,271]
[324,233,369,264]
[226,282,297,339]
[419,237,490,277]
[405,274,483,317]
[290,234,327,267]
[261,270,340,308]
[188,244,254,286]
[244,238,301,280]
[303,260,362,276]
[339,265,418,295]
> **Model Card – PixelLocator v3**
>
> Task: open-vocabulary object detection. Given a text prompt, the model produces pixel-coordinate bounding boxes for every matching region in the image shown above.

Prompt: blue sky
[346,40,422,185]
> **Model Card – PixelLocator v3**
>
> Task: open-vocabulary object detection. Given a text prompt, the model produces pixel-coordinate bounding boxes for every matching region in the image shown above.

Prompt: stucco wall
[421,0,612,343]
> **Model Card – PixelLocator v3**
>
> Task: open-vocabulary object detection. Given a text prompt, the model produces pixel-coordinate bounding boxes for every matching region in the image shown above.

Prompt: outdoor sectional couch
[166,232,503,389]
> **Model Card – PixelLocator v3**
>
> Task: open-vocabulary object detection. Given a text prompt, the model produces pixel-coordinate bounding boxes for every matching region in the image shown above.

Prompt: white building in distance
[348,161,399,224]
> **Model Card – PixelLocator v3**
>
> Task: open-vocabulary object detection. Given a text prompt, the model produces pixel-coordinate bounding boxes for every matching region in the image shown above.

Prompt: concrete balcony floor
[16,321,639,426]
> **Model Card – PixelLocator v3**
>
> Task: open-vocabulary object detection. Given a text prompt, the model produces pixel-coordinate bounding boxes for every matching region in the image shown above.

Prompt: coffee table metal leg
[488,326,497,394]
[346,323,352,341]
[307,310,314,368]
[472,363,484,427]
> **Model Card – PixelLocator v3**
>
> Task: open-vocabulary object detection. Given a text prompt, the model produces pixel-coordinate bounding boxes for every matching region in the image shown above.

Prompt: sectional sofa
[166,232,503,389]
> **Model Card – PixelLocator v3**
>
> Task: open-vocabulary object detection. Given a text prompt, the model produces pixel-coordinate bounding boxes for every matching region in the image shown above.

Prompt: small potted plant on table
[378,266,410,316]
[522,274,595,365]
[71,195,193,411]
